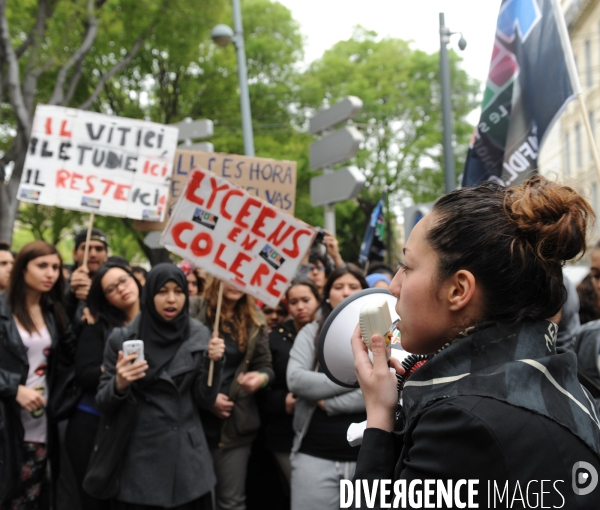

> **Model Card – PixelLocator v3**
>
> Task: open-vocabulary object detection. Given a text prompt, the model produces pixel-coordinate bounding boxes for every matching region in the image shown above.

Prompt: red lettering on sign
[70,172,83,191]
[250,263,270,286]
[221,189,244,220]
[56,169,69,188]
[185,171,206,206]
[266,221,295,247]
[206,176,230,209]
[230,252,252,280]
[45,117,52,135]
[282,229,312,258]
[235,197,262,229]
[241,235,258,251]
[252,206,277,238]
[214,243,228,269]
[114,184,130,201]
[60,120,72,138]
[227,226,243,243]
[191,232,213,257]
[266,273,288,298]
[172,222,193,249]
[100,179,115,196]
[84,175,95,194]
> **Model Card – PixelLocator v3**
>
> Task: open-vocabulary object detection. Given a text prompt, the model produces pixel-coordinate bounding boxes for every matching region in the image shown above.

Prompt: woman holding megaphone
[352,176,600,508]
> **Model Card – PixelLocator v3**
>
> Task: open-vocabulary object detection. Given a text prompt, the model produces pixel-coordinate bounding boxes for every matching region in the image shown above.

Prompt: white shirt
[17,323,51,443]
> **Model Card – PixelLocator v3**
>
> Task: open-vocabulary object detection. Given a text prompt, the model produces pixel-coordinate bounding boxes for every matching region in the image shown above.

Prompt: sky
[276,0,502,95]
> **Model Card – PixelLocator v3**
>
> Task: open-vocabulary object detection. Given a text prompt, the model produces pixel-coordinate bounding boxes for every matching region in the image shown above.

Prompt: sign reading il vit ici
[160,167,314,307]
[18,105,178,221]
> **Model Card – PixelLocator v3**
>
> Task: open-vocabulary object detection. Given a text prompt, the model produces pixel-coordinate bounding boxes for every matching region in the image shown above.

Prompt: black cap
[74,228,108,251]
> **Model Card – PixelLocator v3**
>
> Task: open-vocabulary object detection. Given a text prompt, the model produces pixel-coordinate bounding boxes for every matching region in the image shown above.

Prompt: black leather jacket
[0,295,74,502]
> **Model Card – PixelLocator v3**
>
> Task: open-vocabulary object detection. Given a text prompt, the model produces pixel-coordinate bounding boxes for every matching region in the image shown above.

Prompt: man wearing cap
[65,228,109,324]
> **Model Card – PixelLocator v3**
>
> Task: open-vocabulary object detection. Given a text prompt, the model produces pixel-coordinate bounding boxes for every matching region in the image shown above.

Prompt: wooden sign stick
[207,281,224,387]
[82,213,95,269]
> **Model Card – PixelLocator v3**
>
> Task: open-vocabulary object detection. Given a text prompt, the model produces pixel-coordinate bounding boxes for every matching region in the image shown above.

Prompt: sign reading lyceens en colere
[160,167,315,307]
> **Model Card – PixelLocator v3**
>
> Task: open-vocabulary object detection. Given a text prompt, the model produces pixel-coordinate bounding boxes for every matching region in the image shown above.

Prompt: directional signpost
[310,167,365,207]
[172,117,214,151]
[309,97,365,236]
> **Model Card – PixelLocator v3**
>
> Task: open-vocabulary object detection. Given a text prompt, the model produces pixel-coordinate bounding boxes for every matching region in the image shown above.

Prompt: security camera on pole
[309,97,366,237]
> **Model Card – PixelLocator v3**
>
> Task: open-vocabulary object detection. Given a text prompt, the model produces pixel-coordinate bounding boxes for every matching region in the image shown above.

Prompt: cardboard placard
[18,105,178,221]
[160,167,313,306]
[134,150,297,231]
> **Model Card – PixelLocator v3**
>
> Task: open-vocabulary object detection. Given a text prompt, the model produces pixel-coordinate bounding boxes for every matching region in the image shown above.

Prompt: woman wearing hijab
[95,264,225,510]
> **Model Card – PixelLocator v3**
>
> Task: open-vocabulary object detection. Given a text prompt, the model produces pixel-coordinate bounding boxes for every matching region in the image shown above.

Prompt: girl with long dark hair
[352,176,600,508]
[286,264,368,510]
[96,264,225,510]
[65,263,141,510]
[0,240,72,509]
[193,279,274,510]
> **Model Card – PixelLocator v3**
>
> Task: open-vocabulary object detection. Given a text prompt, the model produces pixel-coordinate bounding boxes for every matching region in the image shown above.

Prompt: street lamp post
[211,0,255,157]
[439,12,466,194]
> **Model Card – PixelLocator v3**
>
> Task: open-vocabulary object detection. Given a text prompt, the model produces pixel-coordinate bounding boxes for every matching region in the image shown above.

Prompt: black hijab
[138,263,190,384]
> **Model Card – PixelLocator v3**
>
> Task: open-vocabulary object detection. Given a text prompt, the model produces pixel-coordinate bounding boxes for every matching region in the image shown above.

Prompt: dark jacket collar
[403,320,600,457]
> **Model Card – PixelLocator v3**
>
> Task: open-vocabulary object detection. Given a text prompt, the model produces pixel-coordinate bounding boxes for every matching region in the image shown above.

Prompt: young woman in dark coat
[352,176,600,509]
[0,241,73,508]
[259,277,321,484]
[96,264,225,510]
[193,278,274,510]
[65,263,141,510]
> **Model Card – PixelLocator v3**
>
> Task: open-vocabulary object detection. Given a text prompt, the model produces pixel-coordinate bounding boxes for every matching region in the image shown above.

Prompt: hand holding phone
[116,340,147,391]
[122,340,145,362]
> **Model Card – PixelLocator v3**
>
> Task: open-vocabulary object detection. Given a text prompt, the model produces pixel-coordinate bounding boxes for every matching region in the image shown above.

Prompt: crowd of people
[0,225,392,510]
[2,176,600,509]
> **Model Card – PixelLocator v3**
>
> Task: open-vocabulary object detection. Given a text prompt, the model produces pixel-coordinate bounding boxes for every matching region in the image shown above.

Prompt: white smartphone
[122,340,144,363]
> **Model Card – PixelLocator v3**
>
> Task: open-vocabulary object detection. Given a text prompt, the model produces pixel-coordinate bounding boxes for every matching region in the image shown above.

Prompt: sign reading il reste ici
[160,167,314,306]
[18,105,178,221]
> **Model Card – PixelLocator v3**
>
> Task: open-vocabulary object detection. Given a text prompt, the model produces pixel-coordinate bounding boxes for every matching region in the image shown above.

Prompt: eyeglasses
[309,264,325,272]
[104,274,132,296]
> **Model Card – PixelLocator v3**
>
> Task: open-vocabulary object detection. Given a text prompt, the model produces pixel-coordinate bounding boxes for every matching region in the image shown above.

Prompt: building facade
[539,0,600,239]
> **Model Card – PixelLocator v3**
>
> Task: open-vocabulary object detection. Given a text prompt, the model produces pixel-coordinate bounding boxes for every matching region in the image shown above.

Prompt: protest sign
[18,105,178,221]
[160,167,313,307]
[135,149,297,231]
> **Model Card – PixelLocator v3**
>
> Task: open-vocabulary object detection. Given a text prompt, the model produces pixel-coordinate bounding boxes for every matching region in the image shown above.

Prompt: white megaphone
[317,288,407,388]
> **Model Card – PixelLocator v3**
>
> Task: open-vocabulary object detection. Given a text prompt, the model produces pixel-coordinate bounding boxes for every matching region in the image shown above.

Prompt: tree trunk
[0,138,26,244]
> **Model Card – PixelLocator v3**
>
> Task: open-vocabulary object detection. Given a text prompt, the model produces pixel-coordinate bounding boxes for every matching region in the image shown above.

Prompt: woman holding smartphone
[352,177,600,508]
[65,263,141,510]
[96,264,225,510]
[286,265,368,510]
[0,240,72,508]
[193,279,274,510]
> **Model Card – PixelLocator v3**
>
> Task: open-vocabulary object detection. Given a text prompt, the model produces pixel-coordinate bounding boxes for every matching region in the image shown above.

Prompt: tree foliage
[0,3,479,269]
[297,27,480,263]
[0,0,225,247]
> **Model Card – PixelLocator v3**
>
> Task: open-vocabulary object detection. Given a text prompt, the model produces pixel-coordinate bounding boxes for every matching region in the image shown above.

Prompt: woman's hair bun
[504,175,595,263]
